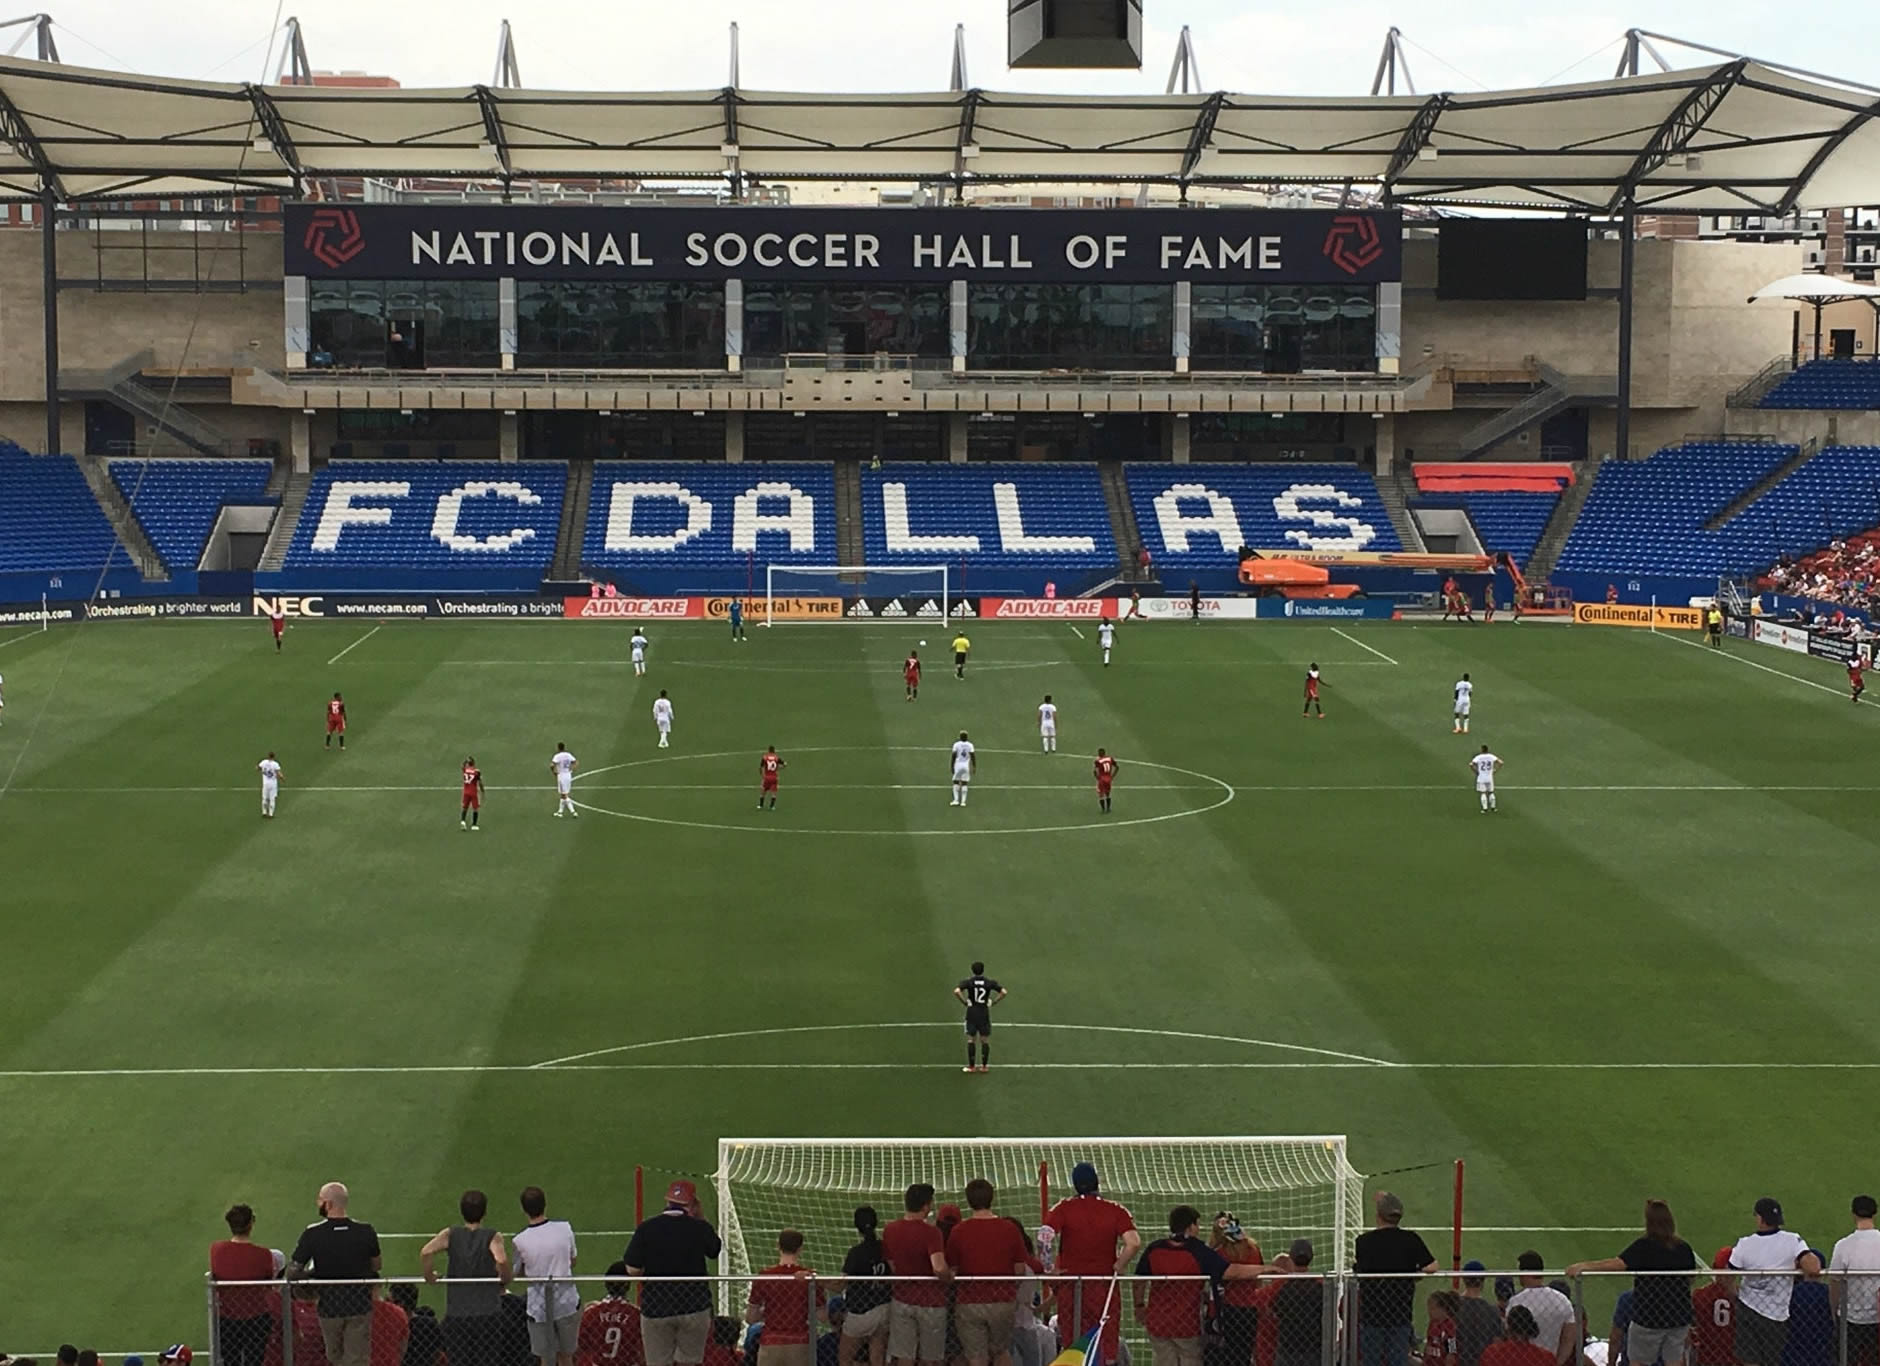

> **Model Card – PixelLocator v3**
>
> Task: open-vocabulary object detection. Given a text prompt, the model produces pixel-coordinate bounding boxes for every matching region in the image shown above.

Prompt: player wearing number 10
[953,963,1005,1074]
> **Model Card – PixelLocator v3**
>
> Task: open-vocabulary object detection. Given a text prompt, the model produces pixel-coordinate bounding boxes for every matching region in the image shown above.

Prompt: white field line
[15,781,1880,797]
[1331,626,1399,665]
[1070,625,1085,639]
[326,625,381,665]
[1658,629,1866,703]
[0,626,46,650]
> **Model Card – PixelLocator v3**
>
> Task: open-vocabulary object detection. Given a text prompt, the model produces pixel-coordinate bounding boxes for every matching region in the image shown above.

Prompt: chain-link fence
[187,1269,1879,1366]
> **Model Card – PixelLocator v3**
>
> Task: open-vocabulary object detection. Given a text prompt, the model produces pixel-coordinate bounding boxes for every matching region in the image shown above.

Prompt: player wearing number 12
[758,747,785,811]
[953,962,1006,1073]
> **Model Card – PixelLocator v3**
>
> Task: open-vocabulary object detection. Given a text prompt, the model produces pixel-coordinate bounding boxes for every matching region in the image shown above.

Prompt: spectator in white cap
[1728,1199,1822,1366]
[626,1179,723,1366]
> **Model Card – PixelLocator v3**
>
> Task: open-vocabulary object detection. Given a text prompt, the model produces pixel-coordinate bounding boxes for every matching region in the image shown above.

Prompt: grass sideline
[1,616,1876,1348]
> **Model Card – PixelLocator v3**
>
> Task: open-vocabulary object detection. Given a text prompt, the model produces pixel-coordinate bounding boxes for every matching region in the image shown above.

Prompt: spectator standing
[1729,1199,1823,1366]
[1506,1254,1575,1366]
[211,1203,284,1366]
[420,1190,512,1366]
[1481,1309,1556,1366]
[1455,1262,1505,1366]
[1689,1250,1736,1366]
[1569,1200,1699,1366]
[625,1180,723,1366]
[1829,1196,1880,1366]
[746,1230,825,1366]
[577,1262,644,1366]
[1353,1192,1439,1366]
[1207,1214,1264,1366]
[840,1207,892,1366]
[512,1187,581,1366]
[289,1182,384,1366]
[946,1180,1036,1366]
[881,1184,951,1366]
[1131,1206,1272,1366]
[1042,1162,1142,1359]
[1270,1240,1331,1366]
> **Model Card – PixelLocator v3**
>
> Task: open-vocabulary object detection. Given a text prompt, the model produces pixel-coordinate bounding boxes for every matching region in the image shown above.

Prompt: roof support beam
[953,86,983,186]
[0,81,61,198]
[471,84,512,179]
[1380,92,1447,204]
[1777,96,1880,214]
[1179,90,1225,180]
[1607,58,1745,212]
[243,82,301,186]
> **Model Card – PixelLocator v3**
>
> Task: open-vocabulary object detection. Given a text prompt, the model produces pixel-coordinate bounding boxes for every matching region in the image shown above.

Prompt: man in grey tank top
[421,1190,513,1366]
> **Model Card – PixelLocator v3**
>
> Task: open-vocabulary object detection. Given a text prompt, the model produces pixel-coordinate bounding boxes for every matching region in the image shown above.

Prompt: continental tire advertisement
[1573,602,1705,631]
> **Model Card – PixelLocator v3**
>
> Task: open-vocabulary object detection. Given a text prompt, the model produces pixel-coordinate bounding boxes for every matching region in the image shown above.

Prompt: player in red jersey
[904,649,921,701]
[1044,1162,1140,1362]
[270,605,285,652]
[1690,1248,1737,1366]
[1093,749,1118,813]
[577,1262,644,1366]
[1850,659,1866,704]
[324,692,347,749]
[1303,664,1323,718]
[1483,583,1497,624]
[758,745,785,811]
[460,756,484,830]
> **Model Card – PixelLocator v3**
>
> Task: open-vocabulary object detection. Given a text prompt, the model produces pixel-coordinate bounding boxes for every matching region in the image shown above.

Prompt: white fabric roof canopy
[0,53,1875,209]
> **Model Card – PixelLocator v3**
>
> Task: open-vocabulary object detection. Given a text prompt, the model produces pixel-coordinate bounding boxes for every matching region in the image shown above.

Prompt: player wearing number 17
[461,757,485,830]
[953,962,1006,1073]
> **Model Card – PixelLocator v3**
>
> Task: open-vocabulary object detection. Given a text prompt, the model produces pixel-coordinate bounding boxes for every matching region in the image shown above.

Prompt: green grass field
[2,613,1877,1351]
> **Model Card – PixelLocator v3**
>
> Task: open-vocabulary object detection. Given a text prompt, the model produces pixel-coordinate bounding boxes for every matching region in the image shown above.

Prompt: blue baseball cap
[1071,1162,1100,1194]
[1462,1260,1486,1274]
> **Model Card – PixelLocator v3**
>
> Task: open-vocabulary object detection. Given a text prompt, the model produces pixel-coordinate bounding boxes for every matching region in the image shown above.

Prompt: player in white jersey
[550,742,579,818]
[1098,617,1115,667]
[630,629,649,676]
[0,669,6,724]
[1453,673,1474,734]
[950,730,977,807]
[1470,744,1501,812]
[1038,694,1058,753]
[257,752,282,818]
[652,689,674,747]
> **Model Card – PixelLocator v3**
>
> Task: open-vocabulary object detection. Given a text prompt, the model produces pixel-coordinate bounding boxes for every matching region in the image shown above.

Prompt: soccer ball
[919,640,926,647]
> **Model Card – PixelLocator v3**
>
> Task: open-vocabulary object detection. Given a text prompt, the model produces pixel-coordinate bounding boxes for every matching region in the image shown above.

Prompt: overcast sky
[28,0,1857,95]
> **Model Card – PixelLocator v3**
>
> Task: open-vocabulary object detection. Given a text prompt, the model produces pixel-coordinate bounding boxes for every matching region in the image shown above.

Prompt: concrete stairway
[259,468,313,572]
[1377,464,1426,552]
[75,453,167,580]
[1525,458,1600,583]
[550,461,595,580]
[1097,459,1143,574]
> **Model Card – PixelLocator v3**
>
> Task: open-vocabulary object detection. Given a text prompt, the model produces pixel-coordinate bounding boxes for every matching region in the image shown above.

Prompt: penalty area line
[327,625,381,665]
[1069,625,1085,639]
[1331,626,1398,665]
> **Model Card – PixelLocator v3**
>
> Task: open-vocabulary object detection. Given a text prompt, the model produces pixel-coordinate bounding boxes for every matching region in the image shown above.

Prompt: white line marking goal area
[326,625,381,665]
[1331,626,1399,665]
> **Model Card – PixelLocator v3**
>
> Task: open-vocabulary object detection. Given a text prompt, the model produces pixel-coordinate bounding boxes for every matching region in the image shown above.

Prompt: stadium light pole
[40,187,57,455]
[1615,198,1636,463]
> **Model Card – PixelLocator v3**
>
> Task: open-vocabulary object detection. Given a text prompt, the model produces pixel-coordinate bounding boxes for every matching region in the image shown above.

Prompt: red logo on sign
[564,597,699,619]
[1322,215,1384,275]
[981,598,1112,619]
[303,208,365,269]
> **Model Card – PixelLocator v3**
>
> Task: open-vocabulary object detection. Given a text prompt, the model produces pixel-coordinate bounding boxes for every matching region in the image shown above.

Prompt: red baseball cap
[938,1204,963,1223]
[666,1180,699,1206]
[1713,1247,1733,1270]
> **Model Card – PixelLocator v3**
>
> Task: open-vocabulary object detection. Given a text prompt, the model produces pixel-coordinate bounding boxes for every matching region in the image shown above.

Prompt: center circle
[572,745,1234,837]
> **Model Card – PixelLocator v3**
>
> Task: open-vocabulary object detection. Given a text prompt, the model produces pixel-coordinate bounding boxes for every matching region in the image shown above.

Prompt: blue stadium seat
[1442,491,1558,566]
[1761,360,1880,410]
[583,462,837,572]
[858,463,1116,570]
[1124,463,1403,568]
[0,444,124,574]
[284,461,566,573]
[111,459,274,570]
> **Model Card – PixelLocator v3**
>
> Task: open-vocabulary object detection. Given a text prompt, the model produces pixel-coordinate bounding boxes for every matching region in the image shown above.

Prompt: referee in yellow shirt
[952,631,971,679]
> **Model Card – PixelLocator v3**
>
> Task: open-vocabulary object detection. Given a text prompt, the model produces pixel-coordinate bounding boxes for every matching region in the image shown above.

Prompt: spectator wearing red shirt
[747,1231,826,1366]
[1423,1293,1460,1366]
[1132,1207,1270,1366]
[946,1181,1038,1366]
[1480,1308,1558,1366]
[370,1296,410,1366]
[1208,1214,1264,1366]
[1044,1163,1142,1359]
[580,1263,645,1366]
[702,1319,742,1366]
[1689,1250,1737,1366]
[212,1204,284,1366]
[881,1185,951,1366]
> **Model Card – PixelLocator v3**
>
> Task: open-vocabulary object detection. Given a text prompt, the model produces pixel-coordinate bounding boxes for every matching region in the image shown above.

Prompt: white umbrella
[1748,274,1880,360]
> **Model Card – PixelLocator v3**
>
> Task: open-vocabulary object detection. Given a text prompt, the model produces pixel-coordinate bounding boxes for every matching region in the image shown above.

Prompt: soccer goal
[715,1135,1363,1292]
[764,563,949,627]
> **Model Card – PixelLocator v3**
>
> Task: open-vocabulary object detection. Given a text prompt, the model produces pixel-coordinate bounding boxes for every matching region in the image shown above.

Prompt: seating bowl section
[859,463,1116,569]
[283,461,567,571]
[0,445,122,574]
[1761,360,1880,410]
[111,459,273,569]
[1124,463,1403,568]
[582,462,838,572]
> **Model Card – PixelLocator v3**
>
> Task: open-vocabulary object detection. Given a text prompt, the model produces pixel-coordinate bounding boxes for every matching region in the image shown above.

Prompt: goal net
[765,564,950,626]
[716,1135,1362,1314]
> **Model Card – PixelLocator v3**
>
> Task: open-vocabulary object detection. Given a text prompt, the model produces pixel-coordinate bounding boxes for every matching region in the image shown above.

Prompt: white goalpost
[763,563,950,627]
[715,1135,1363,1317]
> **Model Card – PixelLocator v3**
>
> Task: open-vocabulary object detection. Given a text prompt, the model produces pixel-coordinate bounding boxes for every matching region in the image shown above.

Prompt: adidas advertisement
[846,600,876,619]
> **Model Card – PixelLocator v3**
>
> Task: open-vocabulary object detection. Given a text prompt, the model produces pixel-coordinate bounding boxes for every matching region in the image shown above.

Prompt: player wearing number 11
[954,962,1006,1074]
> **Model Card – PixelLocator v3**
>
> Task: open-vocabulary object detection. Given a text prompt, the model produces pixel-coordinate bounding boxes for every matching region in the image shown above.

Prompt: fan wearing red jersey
[1303,665,1323,719]
[1043,1163,1140,1361]
[325,692,348,749]
[758,746,786,812]
[746,1229,825,1366]
[579,1263,645,1366]
[1093,750,1118,813]
[461,757,484,831]
[1690,1249,1737,1366]
[1132,1206,1270,1366]
[904,651,922,702]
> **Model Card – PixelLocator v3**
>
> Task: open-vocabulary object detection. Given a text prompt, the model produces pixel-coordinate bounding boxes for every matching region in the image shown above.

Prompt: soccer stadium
[4,4,1880,1365]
